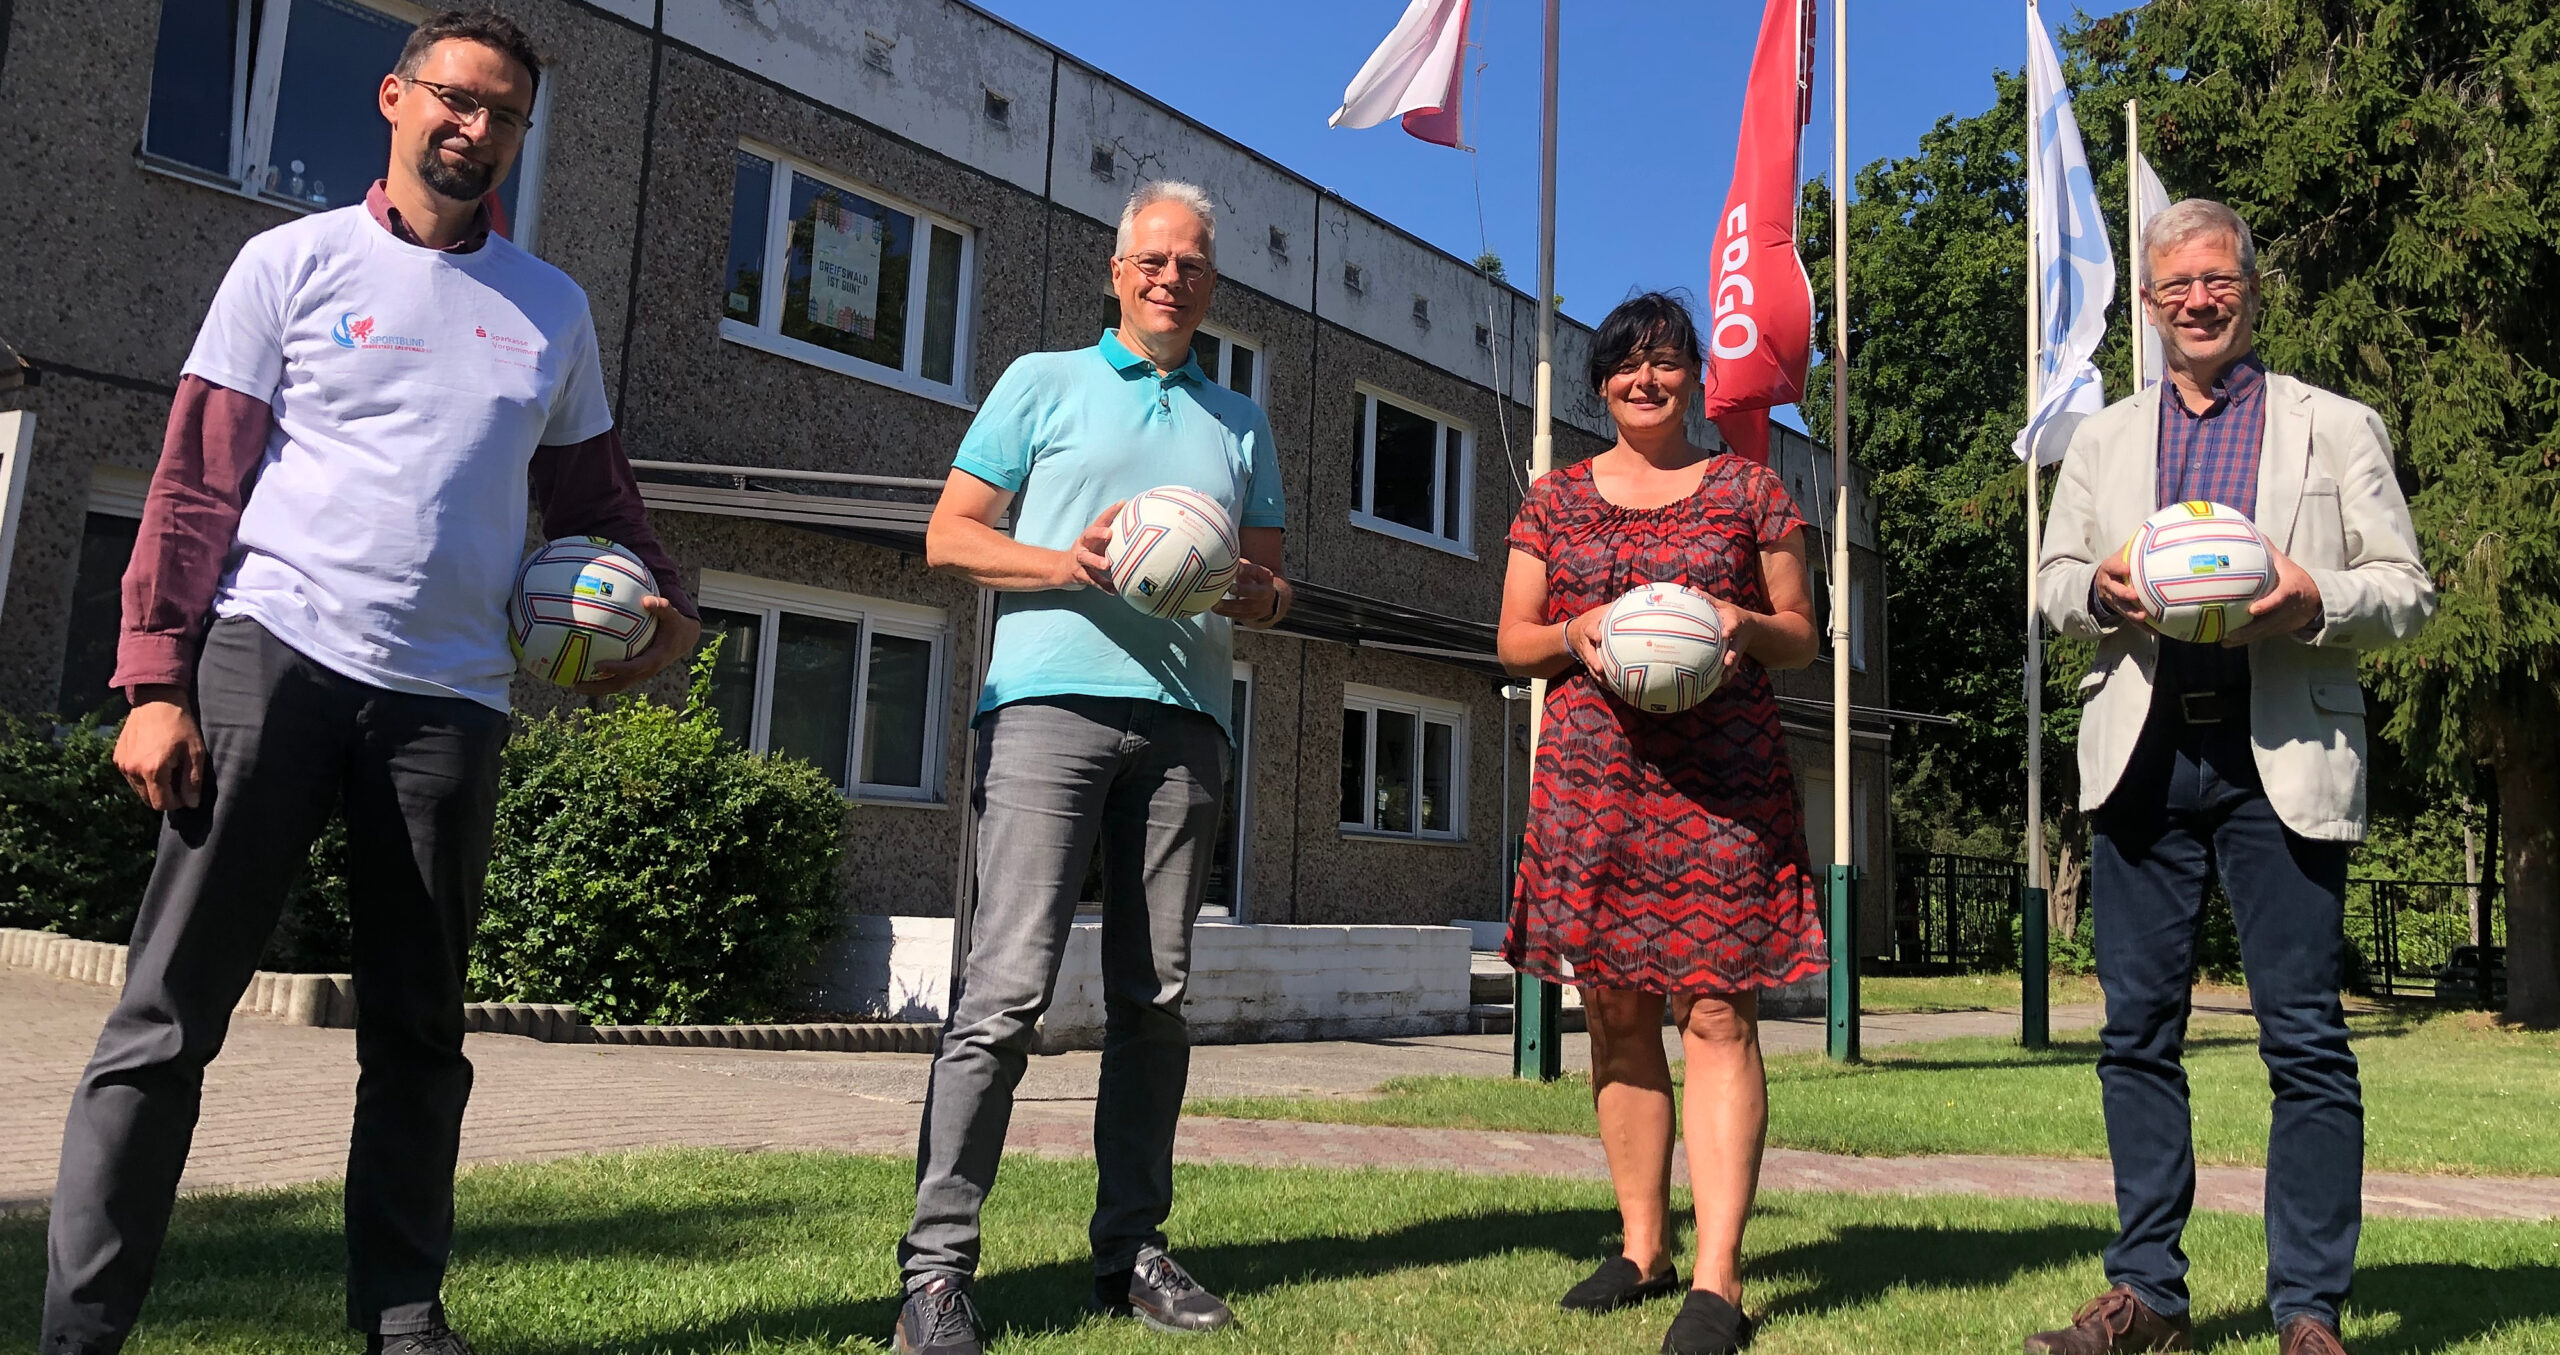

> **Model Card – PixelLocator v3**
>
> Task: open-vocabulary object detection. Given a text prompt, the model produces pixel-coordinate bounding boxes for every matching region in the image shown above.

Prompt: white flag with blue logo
[2014,2,2115,466]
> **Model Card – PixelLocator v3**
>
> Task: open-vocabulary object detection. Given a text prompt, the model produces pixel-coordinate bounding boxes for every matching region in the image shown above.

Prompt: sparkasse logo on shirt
[331,311,429,353]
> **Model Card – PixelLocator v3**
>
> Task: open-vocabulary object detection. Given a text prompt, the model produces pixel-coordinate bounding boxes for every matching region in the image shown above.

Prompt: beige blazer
[2036,371,2435,841]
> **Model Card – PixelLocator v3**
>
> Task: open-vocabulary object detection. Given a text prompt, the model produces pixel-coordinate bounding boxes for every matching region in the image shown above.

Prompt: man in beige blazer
[2024,200,2433,1355]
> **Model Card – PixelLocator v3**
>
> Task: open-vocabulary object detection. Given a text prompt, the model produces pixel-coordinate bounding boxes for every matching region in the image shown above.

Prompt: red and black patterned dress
[1503,456,1826,995]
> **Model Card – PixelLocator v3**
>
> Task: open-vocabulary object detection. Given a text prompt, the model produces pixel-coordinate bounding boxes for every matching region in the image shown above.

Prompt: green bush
[470,648,847,1024]
[0,714,156,939]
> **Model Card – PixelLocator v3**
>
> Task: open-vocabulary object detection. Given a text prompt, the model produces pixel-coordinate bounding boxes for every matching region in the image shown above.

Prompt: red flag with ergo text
[1697,0,1818,467]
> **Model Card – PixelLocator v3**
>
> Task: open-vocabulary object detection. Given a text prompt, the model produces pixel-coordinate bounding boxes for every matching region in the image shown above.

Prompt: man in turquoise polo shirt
[893,181,1289,1355]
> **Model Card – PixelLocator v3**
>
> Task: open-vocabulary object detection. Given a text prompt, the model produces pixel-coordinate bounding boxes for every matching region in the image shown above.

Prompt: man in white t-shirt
[41,12,699,1355]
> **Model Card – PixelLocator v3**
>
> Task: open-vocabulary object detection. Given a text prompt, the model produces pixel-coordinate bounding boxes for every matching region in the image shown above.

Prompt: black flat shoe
[1560,1255,1683,1312]
[1661,1289,1755,1354]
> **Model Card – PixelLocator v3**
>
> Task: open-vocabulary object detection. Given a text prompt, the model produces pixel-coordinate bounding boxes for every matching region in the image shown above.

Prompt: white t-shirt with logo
[183,204,614,710]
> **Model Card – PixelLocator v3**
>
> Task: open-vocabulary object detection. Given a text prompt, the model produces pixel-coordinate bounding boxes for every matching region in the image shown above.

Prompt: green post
[1826,864,1859,1062]
[1513,974,1563,1081]
[2021,884,2050,1050]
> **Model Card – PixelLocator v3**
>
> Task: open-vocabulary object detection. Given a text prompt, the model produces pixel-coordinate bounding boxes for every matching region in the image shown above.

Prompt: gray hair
[2143,198,2257,284]
[1116,180,1217,263]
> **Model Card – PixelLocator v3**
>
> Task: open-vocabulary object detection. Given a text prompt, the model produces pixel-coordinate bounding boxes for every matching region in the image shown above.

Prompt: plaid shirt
[2157,353,2266,516]
[2154,354,2268,693]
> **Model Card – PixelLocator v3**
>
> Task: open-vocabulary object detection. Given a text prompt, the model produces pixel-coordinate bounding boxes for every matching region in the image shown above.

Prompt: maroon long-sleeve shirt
[112,183,695,698]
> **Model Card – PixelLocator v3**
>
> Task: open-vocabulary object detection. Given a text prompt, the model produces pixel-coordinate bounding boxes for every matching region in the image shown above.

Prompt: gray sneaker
[1091,1246,1236,1333]
[894,1275,985,1355]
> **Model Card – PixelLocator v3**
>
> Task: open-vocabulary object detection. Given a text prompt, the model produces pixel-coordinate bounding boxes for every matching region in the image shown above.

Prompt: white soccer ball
[2128,501,2274,644]
[1106,486,1241,620]
[1595,581,1729,714]
[509,536,660,686]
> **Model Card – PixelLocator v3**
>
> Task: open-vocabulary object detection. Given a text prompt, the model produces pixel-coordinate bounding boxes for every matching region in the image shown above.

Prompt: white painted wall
[818,916,1475,1050]
[664,0,1056,195]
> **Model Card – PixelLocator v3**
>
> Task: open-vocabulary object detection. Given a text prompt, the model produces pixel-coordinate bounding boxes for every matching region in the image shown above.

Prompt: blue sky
[974,1,2139,426]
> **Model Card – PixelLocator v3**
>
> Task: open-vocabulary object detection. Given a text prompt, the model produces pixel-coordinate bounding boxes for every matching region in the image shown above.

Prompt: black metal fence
[1891,852,2024,970]
[2347,877,2505,1003]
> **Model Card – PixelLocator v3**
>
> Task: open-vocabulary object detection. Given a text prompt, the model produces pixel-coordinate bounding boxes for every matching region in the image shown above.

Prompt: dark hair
[1587,291,1703,393]
[396,8,545,102]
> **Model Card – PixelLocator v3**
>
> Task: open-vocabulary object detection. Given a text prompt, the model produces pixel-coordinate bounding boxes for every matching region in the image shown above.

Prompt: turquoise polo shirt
[953,330,1287,737]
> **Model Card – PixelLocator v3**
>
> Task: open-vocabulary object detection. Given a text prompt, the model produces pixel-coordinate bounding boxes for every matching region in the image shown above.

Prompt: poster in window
[808,197,885,338]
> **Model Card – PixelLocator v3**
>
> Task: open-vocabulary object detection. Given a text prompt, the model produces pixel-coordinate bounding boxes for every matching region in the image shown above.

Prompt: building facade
[0,0,1895,958]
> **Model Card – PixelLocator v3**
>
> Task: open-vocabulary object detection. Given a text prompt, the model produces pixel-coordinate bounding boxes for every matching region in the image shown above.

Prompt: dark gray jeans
[899,695,1227,1287]
[43,617,506,1353]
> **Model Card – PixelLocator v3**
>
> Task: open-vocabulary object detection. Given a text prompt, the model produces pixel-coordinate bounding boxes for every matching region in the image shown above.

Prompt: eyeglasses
[406,77,533,136]
[1118,251,1215,285]
[2147,272,2248,304]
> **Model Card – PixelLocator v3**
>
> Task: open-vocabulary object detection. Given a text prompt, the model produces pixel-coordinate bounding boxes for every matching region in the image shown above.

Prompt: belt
[2173,689,2248,725]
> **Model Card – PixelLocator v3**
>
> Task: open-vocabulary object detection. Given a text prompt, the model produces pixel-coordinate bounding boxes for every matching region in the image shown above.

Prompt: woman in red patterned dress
[1498,292,1824,1355]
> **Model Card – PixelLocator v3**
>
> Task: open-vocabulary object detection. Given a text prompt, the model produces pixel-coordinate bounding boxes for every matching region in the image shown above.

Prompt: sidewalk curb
[0,929,939,1053]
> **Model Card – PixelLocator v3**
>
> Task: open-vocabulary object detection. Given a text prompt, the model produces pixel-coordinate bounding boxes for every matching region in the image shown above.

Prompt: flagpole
[2126,98,2144,391]
[1825,0,1858,1062]
[1513,0,1565,1083]
[2024,0,2047,902]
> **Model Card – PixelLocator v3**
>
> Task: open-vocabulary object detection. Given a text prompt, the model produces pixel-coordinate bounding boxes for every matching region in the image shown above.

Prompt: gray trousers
[43,617,506,1353]
[900,695,1227,1286]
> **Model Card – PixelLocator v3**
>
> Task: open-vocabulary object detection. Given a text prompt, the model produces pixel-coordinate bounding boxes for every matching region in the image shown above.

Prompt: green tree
[2097,0,2560,1026]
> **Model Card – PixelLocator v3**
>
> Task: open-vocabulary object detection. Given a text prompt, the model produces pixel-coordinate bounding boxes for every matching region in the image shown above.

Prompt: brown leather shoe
[2279,1316,2349,1355]
[2023,1286,2193,1353]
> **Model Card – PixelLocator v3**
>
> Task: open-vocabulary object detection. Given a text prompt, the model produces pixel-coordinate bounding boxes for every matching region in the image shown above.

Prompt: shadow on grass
[2188,1263,2560,1355]
[1748,1215,2112,1318]
[0,1189,1628,1354]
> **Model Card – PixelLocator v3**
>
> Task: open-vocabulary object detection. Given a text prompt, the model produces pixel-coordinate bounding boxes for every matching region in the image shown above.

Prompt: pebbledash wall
[0,0,1897,1029]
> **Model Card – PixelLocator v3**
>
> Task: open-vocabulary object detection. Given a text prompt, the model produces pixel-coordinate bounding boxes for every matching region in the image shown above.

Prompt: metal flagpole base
[1513,973,1564,1081]
[2020,884,2050,1049]
[1827,864,1860,1062]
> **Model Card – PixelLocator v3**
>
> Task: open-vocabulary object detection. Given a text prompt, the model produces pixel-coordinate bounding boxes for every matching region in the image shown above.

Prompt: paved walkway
[7,967,2552,1224]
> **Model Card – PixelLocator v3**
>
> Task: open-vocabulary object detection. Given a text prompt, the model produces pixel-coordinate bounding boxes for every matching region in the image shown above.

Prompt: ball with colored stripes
[1595,581,1729,714]
[1105,486,1241,620]
[2128,501,2274,644]
[509,536,660,686]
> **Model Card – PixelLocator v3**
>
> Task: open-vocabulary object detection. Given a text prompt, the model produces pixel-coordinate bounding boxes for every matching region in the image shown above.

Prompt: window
[1411,296,1431,328]
[1206,663,1256,918]
[1343,263,1366,295]
[1350,388,1473,554]
[722,144,974,400]
[1267,226,1290,263]
[54,468,151,721]
[1190,325,1262,402]
[141,0,546,244]
[694,573,948,801]
[1339,684,1465,840]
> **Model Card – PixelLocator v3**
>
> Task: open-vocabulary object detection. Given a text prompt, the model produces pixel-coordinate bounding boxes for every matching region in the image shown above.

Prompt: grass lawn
[1858,970,2110,1013]
[1193,1009,2560,1178]
[2,1150,2555,1353]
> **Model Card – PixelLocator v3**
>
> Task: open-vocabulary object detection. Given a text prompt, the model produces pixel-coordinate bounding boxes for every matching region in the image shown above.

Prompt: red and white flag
[1697,0,1819,466]
[1329,0,1473,148]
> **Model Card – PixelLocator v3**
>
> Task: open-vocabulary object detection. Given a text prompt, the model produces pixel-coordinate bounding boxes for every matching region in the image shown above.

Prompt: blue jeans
[2090,707,2360,1329]
[899,695,1227,1287]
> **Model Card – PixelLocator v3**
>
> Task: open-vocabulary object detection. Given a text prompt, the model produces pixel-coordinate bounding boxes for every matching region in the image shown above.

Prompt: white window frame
[1339,682,1468,842]
[695,571,951,806]
[719,140,978,409]
[1222,659,1256,920]
[1193,322,1265,404]
[1350,384,1476,558]
[137,0,551,252]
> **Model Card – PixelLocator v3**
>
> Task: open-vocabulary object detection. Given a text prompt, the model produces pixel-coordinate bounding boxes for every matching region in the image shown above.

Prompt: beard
[417,143,496,202]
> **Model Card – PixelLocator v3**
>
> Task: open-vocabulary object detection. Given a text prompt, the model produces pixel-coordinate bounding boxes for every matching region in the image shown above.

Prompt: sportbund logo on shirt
[330,312,430,353]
